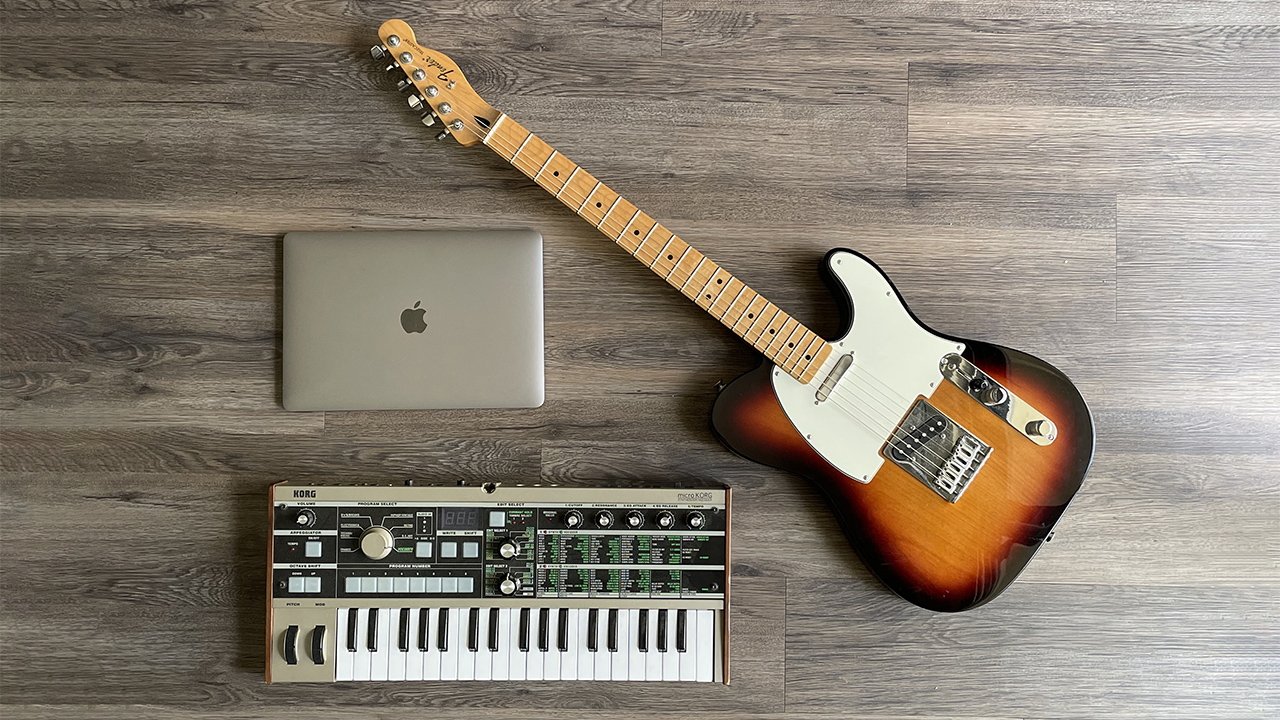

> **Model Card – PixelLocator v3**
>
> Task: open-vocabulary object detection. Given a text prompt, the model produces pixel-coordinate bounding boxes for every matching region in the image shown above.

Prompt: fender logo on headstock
[420,54,455,81]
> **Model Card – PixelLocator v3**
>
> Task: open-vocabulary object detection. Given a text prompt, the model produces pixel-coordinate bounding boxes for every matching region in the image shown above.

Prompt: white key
[526,609,544,681]
[440,608,460,680]
[627,609,646,680]
[559,609,577,680]
[336,608,354,681]
[474,608,493,681]
[592,610,611,680]
[575,609,594,680]
[423,608,441,680]
[610,609,629,680]
[507,608,527,680]
[457,609,477,681]
[644,608,662,681]
[696,610,715,682]
[354,608,372,681]
[388,608,407,681]
[371,608,392,681]
[678,610,697,682]
[406,609,424,681]
[661,610,679,681]
[491,608,510,681]
[543,608,561,680]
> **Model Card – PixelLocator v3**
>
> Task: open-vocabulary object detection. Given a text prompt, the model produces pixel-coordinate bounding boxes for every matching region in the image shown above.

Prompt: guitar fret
[658,242,687,273]
[733,295,765,334]
[789,333,820,372]
[511,132,534,161]
[704,271,731,308]
[534,150,558,180]
[577,181,602,213]
[485,113,508,143]
[777,324,807,367]
[764,317,796,355]
[554,167,580,198]
[750,306,781,345]
[796,334,823,369]
[618,209,642,241]
[650,236,678,269]
[596,197,622,229]
[719,284,748,320]
[634,223,660,262]
[680,258,708,291]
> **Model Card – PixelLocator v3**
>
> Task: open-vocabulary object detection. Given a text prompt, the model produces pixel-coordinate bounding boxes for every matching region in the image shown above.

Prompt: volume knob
[359,526,395,560]
[497,574,522,596]
[498,539,522,559]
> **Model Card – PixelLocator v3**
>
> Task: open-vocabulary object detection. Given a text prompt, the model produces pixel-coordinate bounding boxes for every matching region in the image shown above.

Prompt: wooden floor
[2,1,1278,718]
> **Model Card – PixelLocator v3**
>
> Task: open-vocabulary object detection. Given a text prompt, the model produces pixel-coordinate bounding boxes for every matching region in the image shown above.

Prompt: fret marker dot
[633,229,640,235]
[769,329,776,334]
[705,294,712,299]
[595,202,602,208]
[553,170,560,176]
[667,254,673,260]
[748,313,754,318]
[805,354,812,360]
[716,278,723,284]
[788,342,794,348]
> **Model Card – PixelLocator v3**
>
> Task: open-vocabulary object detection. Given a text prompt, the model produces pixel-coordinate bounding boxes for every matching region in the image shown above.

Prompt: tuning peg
[407,94,424,111]
[370,45,387,60]
[383,62,400,74]
[395,79,413,93]
[435,129,451,141]
[420,112,437,127]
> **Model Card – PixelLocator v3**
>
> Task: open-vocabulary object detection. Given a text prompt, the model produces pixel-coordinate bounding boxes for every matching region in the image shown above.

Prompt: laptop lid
[283,230,544,410]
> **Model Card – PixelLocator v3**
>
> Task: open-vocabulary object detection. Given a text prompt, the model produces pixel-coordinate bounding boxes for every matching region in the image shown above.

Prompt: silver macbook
[283,230,544,410]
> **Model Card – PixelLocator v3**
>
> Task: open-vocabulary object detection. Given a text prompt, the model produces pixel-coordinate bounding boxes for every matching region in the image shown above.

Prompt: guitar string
[463,116,961,473]
[445,114,960,474]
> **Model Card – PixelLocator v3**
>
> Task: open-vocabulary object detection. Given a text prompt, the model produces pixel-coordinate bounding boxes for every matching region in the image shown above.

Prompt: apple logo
[400,301,428,334]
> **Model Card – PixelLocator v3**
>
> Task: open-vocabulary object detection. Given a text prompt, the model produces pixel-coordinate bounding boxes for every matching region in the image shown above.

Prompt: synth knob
[655,510,675,529]
[498,538,522,559]
[294,509,316,528]
[497,574,523,596]
[358,526,395,560]
[625,510,645,529]
[563,510,584,528]
[686,511,706,530]
[594,510,615,529]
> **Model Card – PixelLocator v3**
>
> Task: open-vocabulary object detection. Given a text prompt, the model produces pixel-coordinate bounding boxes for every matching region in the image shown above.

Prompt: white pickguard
[772,250,964,483]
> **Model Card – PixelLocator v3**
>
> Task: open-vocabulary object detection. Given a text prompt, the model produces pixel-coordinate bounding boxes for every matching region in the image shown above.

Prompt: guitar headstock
[370,19,499,147]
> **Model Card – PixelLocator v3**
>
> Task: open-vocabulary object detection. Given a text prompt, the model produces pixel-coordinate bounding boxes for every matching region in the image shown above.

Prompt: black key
[587,608,599,652]
[468,608,480,652]
[488,608,500,652]
[518,607,531,652]
[437,607,449,651]
[417,608,429,651]
[283,624,299,665]
[638,609,649,652]
[557,608,569,651]
[347,608,359,652]
[538,608,550,652]
[367,609,379,652]
[607,608,619,652]
[311,624,326,665]
[676,608,687,653]
[657,609,668,652]
[398,608,410,652]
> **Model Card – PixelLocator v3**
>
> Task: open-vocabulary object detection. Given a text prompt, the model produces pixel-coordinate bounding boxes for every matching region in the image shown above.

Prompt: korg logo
[677,492,713,502]
[292,489,316,498]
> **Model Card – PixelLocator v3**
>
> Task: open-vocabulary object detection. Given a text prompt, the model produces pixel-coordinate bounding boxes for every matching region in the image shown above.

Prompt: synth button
[686,511,706,530]
[638,609,649,652]
[563,510,584,528]
[518,608,531,652]
[367,608,379,651]
[676,609,688,653]
[656,510,676,529]
[442,577,460,594]
[594,510,614,528]
[283,625,300,665]
[409,577,427,594]
[304,540,323,558]
[393,577,410,594]
[303,576,321,594]
[538,608,550,652]
[426,576,443,593]
[359,577,377,594]
[415,541,433,558]
[657,609,669,652]
[398,608,410,652]
[440,541,458,559]
[607,609,619,652]
[557,608,570,652]
[287,576,305,593]
[344,577,360,594]
[311,624,326,665]
[346,608,359,652]
[417,608,429,651]
[625,510,645,528]
[462,542,480,559]
[488,510,506,527]
[587,609,600,652]
[468,608,480,652]
[457,577,474,594]
[376,577,393,594]
[488,608,500,652]
[437,608,450,652]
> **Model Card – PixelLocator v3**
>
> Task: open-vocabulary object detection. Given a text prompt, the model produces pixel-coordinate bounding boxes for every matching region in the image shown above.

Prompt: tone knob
[359,526,395,560]
[594,510,615,528]
[498,538,522,559]
[497,574,522,596]
[686,511,706,530]
[656,510,675,529]
[1026,419,1056,439]
[294,509,316,528]
[980,385,1009,407]
[563,510,584,529]
[625,511,645,528]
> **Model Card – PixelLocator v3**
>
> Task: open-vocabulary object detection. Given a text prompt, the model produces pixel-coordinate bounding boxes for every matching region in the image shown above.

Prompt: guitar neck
[482,113,831,383]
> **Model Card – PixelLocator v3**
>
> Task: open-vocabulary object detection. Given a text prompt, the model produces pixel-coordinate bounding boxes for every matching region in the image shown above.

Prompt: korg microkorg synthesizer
[267,480,730,683]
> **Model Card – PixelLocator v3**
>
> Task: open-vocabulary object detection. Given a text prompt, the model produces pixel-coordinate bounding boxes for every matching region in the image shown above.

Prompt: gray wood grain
[3,1,1279,718]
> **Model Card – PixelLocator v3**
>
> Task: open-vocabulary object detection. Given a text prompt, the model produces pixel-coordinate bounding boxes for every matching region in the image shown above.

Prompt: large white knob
[359,526,395,560]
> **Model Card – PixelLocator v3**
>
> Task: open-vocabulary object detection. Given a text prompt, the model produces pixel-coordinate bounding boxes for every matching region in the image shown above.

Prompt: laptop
[282,230,544,410]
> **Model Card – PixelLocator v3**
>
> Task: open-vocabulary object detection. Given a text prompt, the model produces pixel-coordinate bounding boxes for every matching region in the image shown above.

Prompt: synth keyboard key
[695,609,715,682]
[437,608,449,652]
[607,608,618,652]
[626,609,645,680]
[678,609,696,682]
[474,607,493,681]
[543,607,562,680]
[637,609,649,653]
[488,608,500,652]
[593,609,611,680]
[468,608,480,652]
[491,608,511,681]
[644,608,662,680]
[422,608,441,681]
[441,608,461,681]
[417,608,429,651]
[575,609,594,680]
[676,609,688,653]
[505,608,526,681]
[557,608,569,652]
[519,608,530,652]
[458,609,477,681]
[371,608,392,680]
[657,609,668,652]
[346,608,358,653]
[660,609,679,680]
[406,609,424,681]
[538,608,550,652]
[610,608,629,680]
[367,607,379,652]
[336,609,354,681]
[398,608,410,652]
[353,609,372,681]
[559,608,578,681]
[389,609,408,681]
[587,609,599,652]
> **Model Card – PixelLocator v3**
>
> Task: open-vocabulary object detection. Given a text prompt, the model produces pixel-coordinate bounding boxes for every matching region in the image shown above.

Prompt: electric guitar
[371,19,1095,612]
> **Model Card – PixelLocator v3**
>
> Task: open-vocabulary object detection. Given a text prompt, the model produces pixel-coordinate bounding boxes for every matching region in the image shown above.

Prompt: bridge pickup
[883,399,991,503]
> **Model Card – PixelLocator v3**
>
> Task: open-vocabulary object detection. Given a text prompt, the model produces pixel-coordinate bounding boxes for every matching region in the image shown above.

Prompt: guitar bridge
[883,399,991,503]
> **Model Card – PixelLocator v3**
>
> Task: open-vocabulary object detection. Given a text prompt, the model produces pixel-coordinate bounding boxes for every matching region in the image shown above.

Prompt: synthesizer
[267,480,730,683]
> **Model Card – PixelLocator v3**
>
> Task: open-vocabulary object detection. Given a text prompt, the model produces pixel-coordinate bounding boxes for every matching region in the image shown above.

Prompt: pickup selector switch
[686,511,706,530]
[498,538,522,559]
[563,510,583,528]
[594,510,614,528]
[656,510,675,529]
[625,510,645,528]
[497,573,522,596]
